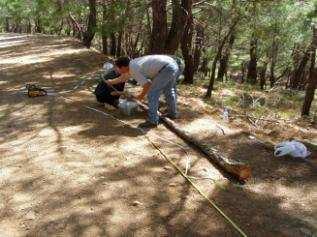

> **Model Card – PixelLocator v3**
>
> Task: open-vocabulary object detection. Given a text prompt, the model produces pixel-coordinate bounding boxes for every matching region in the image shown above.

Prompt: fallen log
[136,101,251,182]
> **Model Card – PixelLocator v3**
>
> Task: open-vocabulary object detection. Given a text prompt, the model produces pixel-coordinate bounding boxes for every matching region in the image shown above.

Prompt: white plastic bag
[274,141,311,158]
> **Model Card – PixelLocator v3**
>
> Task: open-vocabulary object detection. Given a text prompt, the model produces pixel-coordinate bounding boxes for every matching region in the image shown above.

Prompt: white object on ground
[118,99,139,116]
[223,107,229,122]
[274,140,311,158]
[103,62,114,73]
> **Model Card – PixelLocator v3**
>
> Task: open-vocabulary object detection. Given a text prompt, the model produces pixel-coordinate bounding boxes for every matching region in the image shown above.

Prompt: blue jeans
[147,62,180,124]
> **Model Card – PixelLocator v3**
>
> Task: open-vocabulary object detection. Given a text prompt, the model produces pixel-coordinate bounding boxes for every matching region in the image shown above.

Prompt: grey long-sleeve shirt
[129,55,176,86]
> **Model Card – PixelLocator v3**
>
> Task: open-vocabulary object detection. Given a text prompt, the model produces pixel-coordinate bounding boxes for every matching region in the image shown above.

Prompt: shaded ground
[0,33,316,237]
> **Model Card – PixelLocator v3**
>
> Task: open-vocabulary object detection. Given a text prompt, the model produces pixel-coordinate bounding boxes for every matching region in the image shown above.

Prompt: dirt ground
[0,33,316,237]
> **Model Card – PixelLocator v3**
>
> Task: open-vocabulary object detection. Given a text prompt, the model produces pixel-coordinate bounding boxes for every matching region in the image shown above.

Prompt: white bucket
[118,99,139,116]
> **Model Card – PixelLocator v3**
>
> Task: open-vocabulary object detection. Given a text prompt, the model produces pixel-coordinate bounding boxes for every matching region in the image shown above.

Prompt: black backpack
[94,69,125,107]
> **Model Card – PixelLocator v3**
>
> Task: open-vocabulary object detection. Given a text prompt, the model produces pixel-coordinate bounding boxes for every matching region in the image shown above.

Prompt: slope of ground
[0,33,316,237]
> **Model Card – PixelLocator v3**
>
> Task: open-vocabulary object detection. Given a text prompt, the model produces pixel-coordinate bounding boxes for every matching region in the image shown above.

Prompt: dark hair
[115,57,130,68]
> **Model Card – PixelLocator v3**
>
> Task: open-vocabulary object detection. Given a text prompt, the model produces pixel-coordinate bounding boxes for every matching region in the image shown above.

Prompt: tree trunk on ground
[82,0,97,48]
[193,24,205,73]
[150,0,167,54]
[302,26,317,116]
[165,0,188,54]
[217,30,235,81]
[246,34,258,84]
[135,101,251,181]
[181,0,194,84]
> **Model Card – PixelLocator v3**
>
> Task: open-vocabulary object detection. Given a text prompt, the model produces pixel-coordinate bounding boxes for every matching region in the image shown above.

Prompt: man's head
[115,57,130,74]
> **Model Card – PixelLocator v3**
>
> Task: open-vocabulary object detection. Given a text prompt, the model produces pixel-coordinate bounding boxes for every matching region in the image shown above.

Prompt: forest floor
[0,33,316,237]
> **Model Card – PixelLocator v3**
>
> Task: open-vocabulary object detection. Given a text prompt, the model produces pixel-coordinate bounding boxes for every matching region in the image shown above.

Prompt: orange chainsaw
[26,84,47,97]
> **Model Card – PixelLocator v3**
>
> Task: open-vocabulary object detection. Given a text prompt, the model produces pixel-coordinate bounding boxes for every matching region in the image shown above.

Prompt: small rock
[25,211,36,220]
[169,183,177,187]
[163,166,172,171]
[132,201,142,206]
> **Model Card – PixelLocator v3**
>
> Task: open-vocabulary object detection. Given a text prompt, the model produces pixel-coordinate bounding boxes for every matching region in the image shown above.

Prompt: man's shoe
[137,121,158,131]
[161,113,180,120]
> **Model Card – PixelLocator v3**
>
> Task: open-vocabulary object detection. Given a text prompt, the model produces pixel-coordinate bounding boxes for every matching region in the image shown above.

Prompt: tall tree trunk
[302,26,317,116]
[150,0,167,54]
[27,19,31,34]
[200,53,208,76]
[102,3,108,54]
[5,18,10,32]
[290,48,310,89]
[165,0,188,54]
[259,63,268,90]
[241,61,247,83]
[193,24,205,73]
[110,33,117,56]
[206,17,240,97]
[35,17,42,33]
[181,0,194,84]
[217,30,235,81]
[82,0,97,48]
[68,13,82,39]
[247,34,258,84]
[269,39,278,88]
[116,31,123,57]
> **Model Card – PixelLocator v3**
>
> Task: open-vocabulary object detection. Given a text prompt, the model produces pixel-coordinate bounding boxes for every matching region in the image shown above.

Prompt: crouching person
[106,55,182,129]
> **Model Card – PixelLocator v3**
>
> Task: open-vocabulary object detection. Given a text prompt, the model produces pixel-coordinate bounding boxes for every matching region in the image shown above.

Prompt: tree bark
[193,24,205,73]
[165,0,188,54]
[82,0,97,48]
[290,47,310,89]
[246,33,258,84]
[110,33,117,56]
[259,63,268,90]
[181,0,194,84]
[116,31,123,57]
[5,18,10,32]
[135,101,251,181]
[269,39,278,88]
[35,17,42,33]
[302,26,317,116]
[150,0,167,54]
[68,13,82,39]
[200,54,209,76]
[217,30,235,81]
[102,3,108,54]
[206,17,240,97]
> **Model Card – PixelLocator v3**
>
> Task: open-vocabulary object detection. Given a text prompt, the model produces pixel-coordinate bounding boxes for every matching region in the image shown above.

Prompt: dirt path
[0,33,316,237]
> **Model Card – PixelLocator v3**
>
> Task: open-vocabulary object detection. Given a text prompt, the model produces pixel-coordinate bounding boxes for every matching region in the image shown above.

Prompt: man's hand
[135,82,151,101]
[135,94,145,101]
[104,79,113,85]
[105,74,129,86]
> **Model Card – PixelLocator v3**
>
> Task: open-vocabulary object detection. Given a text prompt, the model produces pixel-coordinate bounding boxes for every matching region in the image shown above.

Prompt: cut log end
[226,164,252,181]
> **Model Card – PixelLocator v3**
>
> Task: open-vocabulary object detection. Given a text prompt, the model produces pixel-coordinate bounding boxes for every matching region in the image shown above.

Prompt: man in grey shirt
[106,55,182,129]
